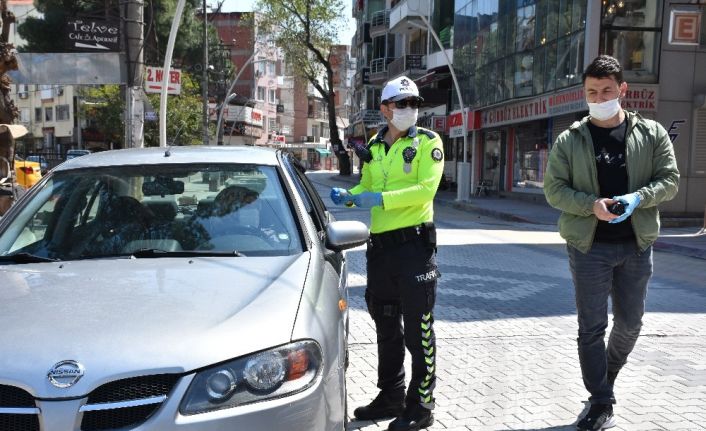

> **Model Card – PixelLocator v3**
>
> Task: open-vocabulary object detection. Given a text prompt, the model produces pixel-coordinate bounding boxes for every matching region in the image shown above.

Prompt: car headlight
[179,340,322,415]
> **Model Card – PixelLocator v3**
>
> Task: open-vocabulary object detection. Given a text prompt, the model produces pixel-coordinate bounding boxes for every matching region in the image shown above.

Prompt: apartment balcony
[369,57,393,84]
[356,21,371,47]
[387,54,426,80]
[389,0,430,35]
[370,9,390,37]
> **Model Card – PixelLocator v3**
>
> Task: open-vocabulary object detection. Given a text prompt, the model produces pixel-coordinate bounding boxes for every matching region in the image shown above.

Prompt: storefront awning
[315,148,331,156]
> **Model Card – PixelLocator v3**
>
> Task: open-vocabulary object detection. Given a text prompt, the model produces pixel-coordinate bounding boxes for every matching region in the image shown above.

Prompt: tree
[143,73,205,146]
[255,0,351,175]
[0,0,19,215]
[81,72,205,147]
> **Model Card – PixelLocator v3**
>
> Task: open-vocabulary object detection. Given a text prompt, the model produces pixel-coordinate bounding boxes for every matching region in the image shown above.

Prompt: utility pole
[124,0,144,148]
[202,0,209,145]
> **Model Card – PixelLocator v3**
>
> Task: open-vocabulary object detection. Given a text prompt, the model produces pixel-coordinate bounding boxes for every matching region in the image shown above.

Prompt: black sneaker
[577,404,616,430]
[353,390,405,421]
[387,404,434,431]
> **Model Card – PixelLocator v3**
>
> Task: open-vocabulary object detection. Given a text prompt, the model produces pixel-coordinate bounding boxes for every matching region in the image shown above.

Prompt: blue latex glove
[609,192,641,224]
[330,188,351,206]
[351,192,383,208]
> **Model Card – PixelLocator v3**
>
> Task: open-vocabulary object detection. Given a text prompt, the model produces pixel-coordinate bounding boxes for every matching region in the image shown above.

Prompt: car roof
[54,146,282,171]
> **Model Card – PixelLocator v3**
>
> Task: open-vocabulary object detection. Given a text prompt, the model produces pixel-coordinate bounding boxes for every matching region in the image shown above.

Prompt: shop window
[515,54,533,97]
[600,0,662,83]
[513,121,550,193]
[516,2,535,52]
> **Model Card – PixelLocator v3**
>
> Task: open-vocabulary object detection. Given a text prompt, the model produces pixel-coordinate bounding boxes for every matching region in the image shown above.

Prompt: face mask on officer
[389,107,418,131]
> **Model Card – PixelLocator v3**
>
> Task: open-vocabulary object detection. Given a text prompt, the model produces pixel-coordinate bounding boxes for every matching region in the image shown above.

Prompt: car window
[282,155,328,236]
[0,164,303,260]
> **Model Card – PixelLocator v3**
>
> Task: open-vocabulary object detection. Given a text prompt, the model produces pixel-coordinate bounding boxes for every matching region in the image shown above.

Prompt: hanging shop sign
[66,18,120,51]
[144,66,182,95]
[669,9,702,45]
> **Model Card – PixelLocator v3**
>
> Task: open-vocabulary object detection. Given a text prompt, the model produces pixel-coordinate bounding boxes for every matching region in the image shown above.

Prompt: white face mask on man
[389,107,418,131]
[587,97,621,121]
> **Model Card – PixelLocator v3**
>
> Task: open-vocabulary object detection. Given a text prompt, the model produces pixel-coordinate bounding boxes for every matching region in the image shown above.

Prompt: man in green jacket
[330,75,444,431]
[544,55,679,430]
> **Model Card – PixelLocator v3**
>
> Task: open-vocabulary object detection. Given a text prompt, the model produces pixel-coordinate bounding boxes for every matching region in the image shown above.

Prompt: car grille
[80,374,181,431]
[1,374,180,431]
[0,384,40,431]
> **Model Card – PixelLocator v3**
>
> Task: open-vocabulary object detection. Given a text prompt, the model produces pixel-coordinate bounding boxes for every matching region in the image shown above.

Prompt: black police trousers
[365,224,439,409]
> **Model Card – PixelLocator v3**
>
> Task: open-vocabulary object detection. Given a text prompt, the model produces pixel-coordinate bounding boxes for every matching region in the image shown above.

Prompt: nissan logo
[47,360,85,388]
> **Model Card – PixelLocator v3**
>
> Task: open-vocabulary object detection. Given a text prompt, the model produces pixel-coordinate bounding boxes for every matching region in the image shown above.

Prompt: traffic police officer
[331,76,443,431]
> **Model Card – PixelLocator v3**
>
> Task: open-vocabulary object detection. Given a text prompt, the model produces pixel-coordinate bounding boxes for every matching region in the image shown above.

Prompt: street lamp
[408,2,473,201]
[159,0,187,148]
[215,54,271,145]
[217,92,237,144]
[201,0,209,145]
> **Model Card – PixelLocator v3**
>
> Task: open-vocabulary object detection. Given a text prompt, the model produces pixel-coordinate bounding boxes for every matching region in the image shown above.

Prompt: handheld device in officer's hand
[608,201,625,215]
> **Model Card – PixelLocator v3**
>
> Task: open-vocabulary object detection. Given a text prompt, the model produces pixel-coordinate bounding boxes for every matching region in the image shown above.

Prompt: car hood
[0,254,310,397]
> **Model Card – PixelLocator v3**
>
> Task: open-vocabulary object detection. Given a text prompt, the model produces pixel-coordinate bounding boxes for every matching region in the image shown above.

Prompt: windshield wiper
[0,253,60,264]
[129,249,246,258]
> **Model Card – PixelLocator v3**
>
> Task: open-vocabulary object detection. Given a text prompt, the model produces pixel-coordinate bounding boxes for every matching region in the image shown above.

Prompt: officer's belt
[369,223,433,248]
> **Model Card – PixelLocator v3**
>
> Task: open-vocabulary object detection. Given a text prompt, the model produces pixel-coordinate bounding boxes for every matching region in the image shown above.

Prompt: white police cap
[381,76,423,103]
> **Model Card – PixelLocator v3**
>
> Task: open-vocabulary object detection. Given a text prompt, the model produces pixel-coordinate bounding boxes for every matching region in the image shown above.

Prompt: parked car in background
[0,146,369,430]
[65,149,91,160]
[25,155,49,174]
[13,155,42,189]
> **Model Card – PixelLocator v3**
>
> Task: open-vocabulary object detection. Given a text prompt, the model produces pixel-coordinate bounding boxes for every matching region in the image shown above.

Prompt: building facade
[211,11,349,170]
[350,0,706,216]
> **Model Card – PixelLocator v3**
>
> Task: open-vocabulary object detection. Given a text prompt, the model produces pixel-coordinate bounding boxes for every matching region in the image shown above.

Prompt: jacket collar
[372,125,418,144]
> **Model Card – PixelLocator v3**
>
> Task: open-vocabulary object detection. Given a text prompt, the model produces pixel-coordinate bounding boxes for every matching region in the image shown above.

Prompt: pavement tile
[308,172,706,431]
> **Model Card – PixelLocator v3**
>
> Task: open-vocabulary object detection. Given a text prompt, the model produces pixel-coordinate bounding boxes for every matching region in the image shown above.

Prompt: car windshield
[0,164,303,260]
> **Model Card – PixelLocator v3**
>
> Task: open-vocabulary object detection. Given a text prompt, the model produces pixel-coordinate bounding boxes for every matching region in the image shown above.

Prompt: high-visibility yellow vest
[350,125,444,234]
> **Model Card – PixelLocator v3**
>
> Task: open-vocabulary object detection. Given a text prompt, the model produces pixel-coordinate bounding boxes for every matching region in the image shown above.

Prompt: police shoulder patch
[431,148,443,162]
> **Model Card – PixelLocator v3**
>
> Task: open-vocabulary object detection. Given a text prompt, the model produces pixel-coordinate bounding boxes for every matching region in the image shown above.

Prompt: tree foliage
[144,72,205,146]
[255,0,351,174]
[81,72,205,147]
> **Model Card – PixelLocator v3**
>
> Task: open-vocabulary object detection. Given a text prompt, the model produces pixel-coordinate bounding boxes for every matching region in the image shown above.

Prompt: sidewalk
[326,172,706,261]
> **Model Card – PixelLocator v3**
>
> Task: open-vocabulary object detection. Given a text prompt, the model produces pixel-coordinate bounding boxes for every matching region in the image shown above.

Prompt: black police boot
[353,390,405,421]
[387,403,434,431]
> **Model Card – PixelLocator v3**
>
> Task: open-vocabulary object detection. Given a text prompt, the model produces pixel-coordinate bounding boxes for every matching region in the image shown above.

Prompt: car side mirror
[325,220,369,252]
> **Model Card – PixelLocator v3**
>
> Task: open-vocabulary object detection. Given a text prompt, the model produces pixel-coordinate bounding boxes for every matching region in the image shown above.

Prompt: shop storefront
[478,84,659,195]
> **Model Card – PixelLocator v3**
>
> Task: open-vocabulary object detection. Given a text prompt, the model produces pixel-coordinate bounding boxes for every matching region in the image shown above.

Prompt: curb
[653,240,706,260]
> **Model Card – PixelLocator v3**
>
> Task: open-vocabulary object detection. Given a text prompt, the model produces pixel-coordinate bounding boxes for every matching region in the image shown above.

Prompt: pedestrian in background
[330,75,444,431]
[544,55,679,430]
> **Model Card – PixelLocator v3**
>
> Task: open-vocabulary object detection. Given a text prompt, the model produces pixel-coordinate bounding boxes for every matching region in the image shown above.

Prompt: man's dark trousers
[568,242,653,405]
[365,228,439,408]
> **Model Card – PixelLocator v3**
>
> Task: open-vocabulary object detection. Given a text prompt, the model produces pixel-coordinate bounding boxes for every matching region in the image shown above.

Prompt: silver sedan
[0,146,368,430]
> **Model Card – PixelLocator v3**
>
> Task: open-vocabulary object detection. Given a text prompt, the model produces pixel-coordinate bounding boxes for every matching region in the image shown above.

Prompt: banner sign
[66,18,120,51]
[480,85,658,128]
[144,66,182,95]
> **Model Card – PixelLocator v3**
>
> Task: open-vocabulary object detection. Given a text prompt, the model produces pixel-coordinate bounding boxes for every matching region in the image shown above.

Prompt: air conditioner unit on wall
[300,136,308,142]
